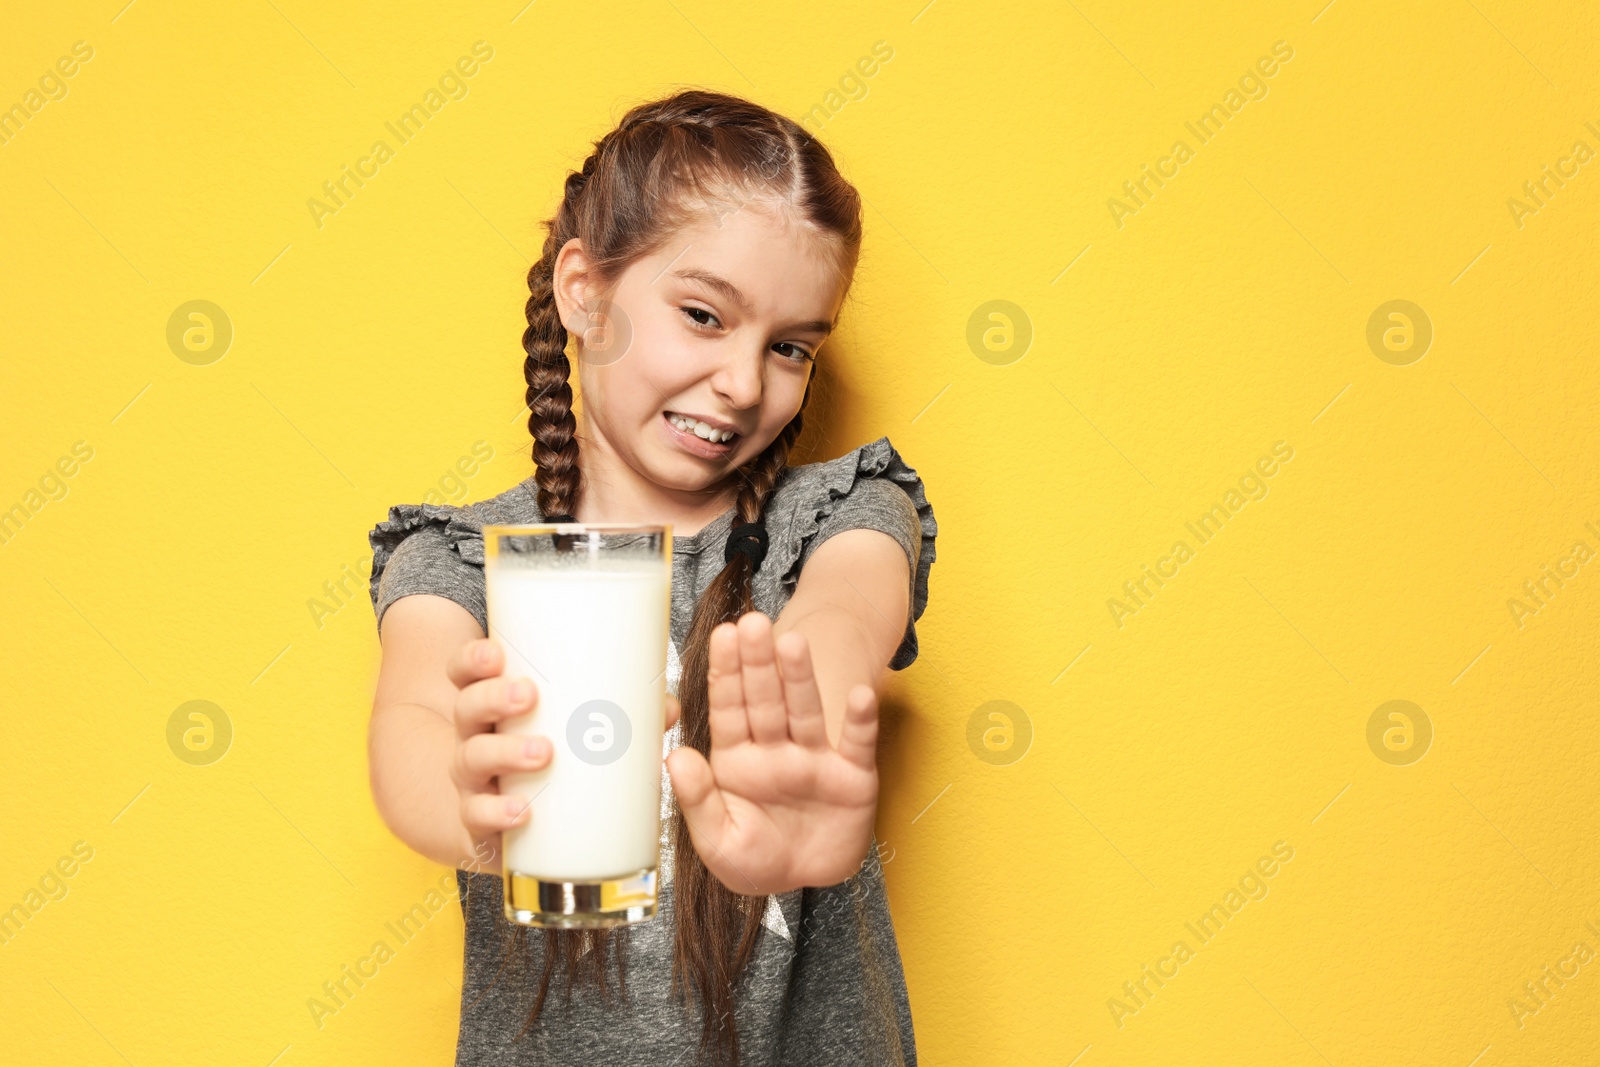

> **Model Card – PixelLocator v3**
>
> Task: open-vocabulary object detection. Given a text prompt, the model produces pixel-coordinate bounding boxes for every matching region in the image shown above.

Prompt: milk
[485,553,670,883]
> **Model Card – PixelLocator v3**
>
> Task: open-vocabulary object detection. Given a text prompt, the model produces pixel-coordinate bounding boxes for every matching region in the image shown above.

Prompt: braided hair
[498,89,862,1066]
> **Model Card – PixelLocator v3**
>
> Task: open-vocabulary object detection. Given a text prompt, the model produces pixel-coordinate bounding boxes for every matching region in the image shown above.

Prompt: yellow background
[3,1,1598,1063]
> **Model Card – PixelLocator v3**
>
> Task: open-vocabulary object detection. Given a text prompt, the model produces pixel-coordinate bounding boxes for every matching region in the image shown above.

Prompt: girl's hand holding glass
[445,635,683,869]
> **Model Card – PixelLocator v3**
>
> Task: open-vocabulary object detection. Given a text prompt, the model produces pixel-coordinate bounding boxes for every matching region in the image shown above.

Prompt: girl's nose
[710,341,765,410]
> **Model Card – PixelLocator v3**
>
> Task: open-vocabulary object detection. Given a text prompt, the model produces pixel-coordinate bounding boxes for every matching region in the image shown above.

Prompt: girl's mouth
[661,411,739,459]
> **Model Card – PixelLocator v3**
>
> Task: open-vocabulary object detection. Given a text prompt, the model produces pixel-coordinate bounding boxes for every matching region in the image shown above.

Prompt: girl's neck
[569,432,738,538]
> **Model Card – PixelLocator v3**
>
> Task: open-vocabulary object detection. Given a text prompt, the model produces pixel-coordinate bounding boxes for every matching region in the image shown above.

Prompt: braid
[520,158,592,518]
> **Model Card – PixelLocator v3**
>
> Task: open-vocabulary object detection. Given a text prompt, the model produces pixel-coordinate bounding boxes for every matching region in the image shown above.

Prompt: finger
[774,629,827,748]
[452,732,552,791]
[707,622,751,748]
[834,683,880,769]
[665,747,730,858]
[454,673,539,739]
[446,637,504,689]
[736,612,788,744]
[461,790,533,838]
[665,693,681,733]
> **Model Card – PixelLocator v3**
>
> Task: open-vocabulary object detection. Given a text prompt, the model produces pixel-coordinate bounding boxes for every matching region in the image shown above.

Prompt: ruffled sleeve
[766,436,937,671]
[366,501,491,635]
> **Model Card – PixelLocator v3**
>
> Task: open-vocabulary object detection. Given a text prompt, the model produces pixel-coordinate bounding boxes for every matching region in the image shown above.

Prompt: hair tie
[541,514,579,547]
[724,521,769,571]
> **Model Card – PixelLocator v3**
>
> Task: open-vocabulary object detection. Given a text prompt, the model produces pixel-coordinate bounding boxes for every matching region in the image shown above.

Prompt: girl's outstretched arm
[667,527,913,894]
[771,527,913,747]
[369,595,506,870]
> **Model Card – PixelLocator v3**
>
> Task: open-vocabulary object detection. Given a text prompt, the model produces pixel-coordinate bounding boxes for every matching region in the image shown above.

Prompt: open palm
[665,611,879,896]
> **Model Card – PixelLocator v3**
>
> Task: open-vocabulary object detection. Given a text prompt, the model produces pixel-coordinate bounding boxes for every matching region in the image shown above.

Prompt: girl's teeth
[669,413,733,443]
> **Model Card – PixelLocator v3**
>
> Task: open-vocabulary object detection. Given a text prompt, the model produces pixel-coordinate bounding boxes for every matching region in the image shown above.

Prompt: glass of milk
[483,522,671,928]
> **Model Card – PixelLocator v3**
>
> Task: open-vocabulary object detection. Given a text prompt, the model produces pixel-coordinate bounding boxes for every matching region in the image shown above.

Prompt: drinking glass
[483,522,671,928]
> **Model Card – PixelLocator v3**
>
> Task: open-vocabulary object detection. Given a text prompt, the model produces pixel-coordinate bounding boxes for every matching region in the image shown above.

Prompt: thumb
[835,683,880,769]
[666,746,729,849]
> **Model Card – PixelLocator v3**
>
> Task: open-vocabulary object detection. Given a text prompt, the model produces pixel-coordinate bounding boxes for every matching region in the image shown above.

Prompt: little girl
[365,89,937,1066]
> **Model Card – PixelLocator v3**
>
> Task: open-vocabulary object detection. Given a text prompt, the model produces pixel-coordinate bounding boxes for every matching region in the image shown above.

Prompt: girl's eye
[773,343,814,363]
[680,306,719,329]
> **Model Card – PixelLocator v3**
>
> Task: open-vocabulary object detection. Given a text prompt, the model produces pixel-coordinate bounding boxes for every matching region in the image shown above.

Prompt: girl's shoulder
[772,435,934,522]
[767,434,937,565]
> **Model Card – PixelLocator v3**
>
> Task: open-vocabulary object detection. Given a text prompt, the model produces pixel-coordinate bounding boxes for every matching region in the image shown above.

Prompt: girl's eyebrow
[669,267,836,334]
[670,267,750,309]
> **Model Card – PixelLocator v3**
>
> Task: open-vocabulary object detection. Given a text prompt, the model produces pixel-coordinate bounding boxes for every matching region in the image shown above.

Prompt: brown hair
[496,88,863,1065]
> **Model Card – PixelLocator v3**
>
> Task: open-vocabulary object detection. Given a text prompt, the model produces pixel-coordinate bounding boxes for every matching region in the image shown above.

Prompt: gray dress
[366,435,937,1066]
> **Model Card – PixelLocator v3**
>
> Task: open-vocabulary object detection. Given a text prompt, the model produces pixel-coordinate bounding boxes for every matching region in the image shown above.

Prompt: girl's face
[554,201,846,504]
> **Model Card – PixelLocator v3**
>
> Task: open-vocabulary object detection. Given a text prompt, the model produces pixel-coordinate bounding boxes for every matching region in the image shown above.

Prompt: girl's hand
[446,637,683,870]
[445,638,550,870]
[666,612,880,896]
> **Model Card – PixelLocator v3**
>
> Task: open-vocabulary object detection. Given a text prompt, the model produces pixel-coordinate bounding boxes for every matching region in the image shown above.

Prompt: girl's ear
[550,237,597,335]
